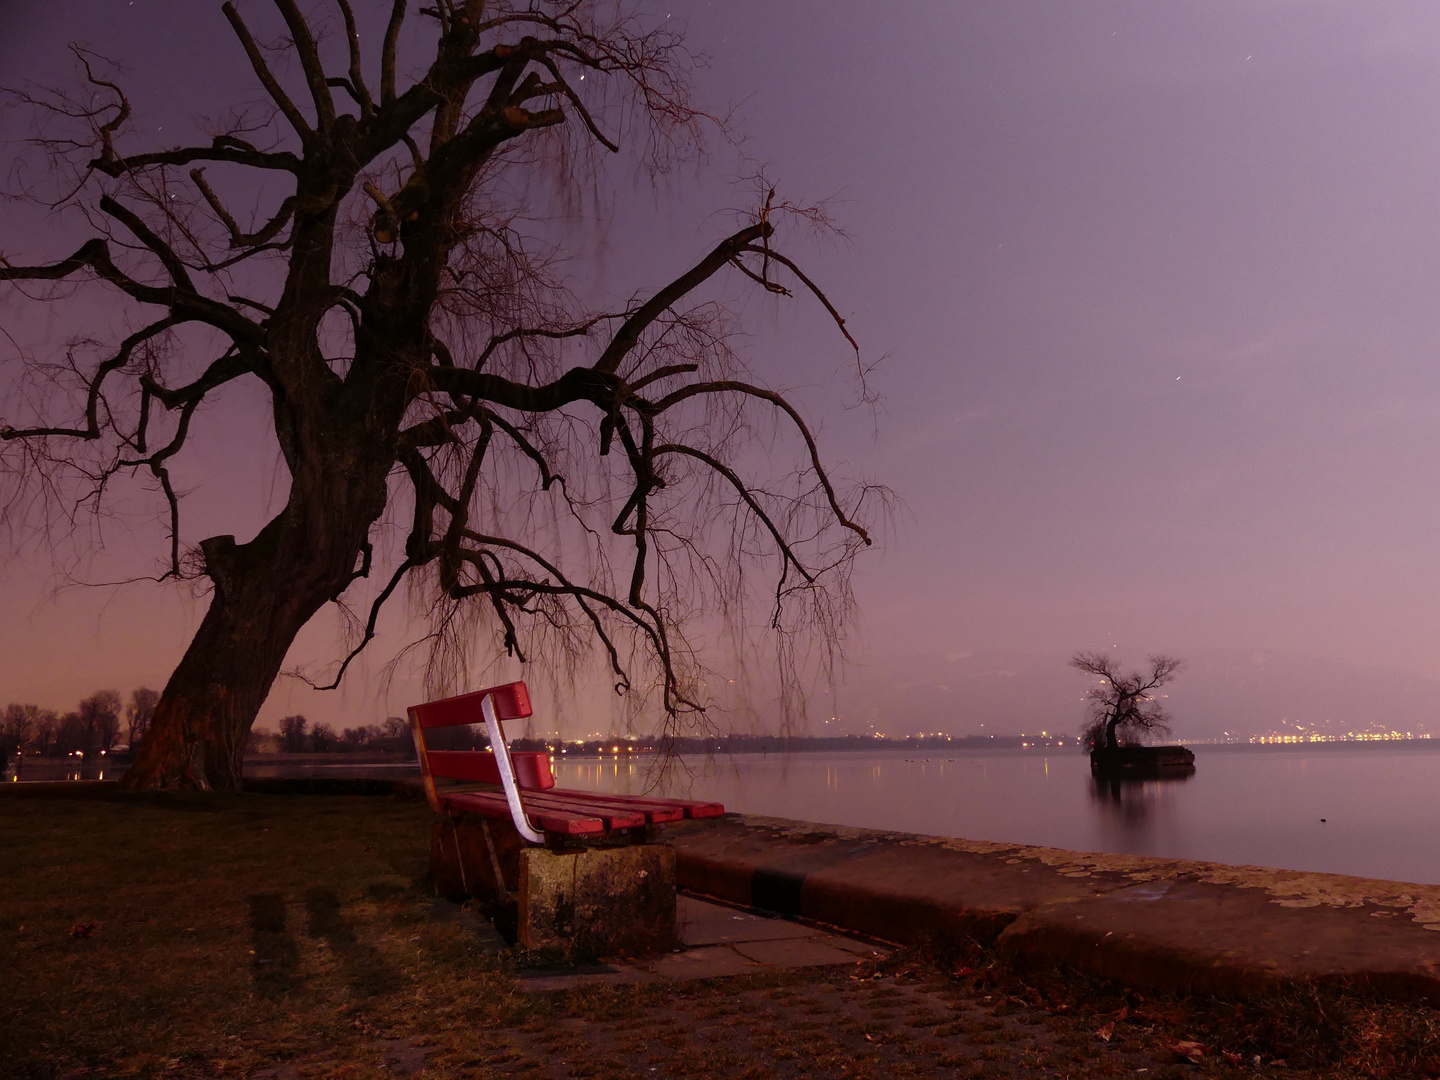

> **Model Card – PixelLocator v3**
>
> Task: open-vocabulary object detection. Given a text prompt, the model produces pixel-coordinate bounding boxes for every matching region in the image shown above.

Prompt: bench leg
[431,816,525,907]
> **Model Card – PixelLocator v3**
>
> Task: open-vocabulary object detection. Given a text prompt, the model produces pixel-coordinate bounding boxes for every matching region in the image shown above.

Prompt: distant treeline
[4,704,1068,764]
[261,715,416,759]
[512,733,1074,754]
[2,689,159,761]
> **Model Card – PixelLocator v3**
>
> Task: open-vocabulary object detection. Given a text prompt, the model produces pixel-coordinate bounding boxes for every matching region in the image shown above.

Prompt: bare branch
[271,0,338,130]
[1,318,175,441]
[189,168,296,248]
[98,195,195,292]
[334,0,380,114]
[651,380,872,546]
[736,243,858,356]
[594,223,769,374]
[379,0,406,107]
[221,1,313,142]
[654,443,815,583]
[92,139,300,177]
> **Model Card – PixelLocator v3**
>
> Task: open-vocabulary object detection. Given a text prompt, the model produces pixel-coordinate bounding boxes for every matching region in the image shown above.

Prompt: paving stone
[678,895,818,946]
[645,944,766,980]
[730,935,868,968]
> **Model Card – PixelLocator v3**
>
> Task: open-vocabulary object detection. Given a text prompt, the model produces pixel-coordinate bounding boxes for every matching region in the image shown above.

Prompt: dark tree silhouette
[0,703,42,762]
[1071,652,1184,751]
[125,687,160,748]
[54,711,87,756]
[278,715,309,754]
[310,723,339,753]
[0,1,879,790]
[78,690,123,753]
[22,709,62,757]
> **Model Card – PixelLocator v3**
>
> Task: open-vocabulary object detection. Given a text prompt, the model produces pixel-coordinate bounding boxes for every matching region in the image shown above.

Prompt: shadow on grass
[247,892,303,999]
[304,885,403,996]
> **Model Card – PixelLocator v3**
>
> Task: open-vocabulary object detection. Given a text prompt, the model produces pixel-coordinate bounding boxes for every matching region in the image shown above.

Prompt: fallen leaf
[1171,1040,1207,1063]
[70,921,97,939]
[1223,1051,1243,1065]
[1115,1005,1129,1022]
[1096,1023,1114,1042]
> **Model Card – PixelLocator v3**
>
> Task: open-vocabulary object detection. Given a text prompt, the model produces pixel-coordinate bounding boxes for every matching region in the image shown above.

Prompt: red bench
[408,680,724,844]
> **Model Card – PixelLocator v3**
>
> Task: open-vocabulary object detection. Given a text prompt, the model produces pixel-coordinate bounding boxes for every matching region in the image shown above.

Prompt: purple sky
[6,2,1440,740]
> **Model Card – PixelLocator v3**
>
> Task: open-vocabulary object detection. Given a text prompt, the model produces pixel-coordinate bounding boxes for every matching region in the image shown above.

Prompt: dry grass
[6,787,1440,1079]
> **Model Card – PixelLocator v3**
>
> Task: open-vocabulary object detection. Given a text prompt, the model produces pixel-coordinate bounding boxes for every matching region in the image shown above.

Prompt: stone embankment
[667,814,1440,1003]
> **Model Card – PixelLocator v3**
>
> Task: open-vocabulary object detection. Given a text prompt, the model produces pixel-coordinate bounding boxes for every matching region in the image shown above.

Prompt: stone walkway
[517,896,889,991]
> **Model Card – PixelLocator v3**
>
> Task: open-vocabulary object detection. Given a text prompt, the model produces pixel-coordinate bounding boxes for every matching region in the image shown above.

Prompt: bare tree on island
[0,2,880,791]
[1071,652,1184,751]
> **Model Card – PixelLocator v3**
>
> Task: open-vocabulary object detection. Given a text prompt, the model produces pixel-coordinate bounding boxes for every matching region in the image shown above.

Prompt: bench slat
[440,788,653,832]
[562,790,726,820]
[428,749,555,790]
[438,781,724,836]
[441,790,609,836]
[517,789,648,829]
[525,790,686,825]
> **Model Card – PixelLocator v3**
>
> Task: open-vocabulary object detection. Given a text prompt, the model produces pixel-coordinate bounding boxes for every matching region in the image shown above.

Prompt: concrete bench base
[431,815,677,955]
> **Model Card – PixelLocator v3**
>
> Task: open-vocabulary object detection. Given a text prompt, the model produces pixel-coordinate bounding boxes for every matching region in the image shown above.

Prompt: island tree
[0,1,878,790]
[1071,652,1184,751]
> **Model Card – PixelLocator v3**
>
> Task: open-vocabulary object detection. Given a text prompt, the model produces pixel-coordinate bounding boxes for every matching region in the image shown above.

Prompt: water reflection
[9,759,113,782]
[1088,774,1191,837]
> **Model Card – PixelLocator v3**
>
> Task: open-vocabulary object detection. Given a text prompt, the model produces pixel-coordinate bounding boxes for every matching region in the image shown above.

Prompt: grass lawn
[6,786,1440,1079]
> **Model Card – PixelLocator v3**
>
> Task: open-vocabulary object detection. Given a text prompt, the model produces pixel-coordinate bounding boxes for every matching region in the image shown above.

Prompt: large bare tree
[1071,652,1184,751]
[0,1,879,790]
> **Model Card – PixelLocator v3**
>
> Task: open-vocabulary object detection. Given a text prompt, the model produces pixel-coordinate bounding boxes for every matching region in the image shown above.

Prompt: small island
[1072,652,1195,778]
[1089,743,1196,778]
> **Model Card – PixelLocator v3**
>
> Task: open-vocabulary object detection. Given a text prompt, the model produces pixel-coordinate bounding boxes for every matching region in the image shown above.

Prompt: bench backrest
[408,681,555,814]
[426,749,554,790]
[410,681,533,728]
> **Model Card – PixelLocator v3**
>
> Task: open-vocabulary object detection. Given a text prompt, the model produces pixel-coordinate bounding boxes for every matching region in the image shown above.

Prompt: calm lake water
[18,744,1440,885]
[555,744,1440,886]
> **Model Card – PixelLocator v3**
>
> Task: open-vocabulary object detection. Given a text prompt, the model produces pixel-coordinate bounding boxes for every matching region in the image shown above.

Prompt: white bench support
[482,692,545,845]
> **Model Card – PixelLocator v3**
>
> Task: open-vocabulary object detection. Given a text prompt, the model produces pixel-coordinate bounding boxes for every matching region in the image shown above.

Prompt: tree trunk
[121,442,389,789]
[1104,710,1123,751]
[119,577,307,790]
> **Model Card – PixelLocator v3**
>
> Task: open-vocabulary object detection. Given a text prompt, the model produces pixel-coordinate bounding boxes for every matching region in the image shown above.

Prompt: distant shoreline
[248,736,1440,760]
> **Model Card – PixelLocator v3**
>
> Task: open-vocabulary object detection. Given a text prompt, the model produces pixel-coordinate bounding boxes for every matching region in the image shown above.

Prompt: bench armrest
[480,692,544,844]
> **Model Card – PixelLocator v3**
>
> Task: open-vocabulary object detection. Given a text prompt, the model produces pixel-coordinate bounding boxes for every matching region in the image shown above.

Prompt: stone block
[519,844,676,956]
[430,815,677,957]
